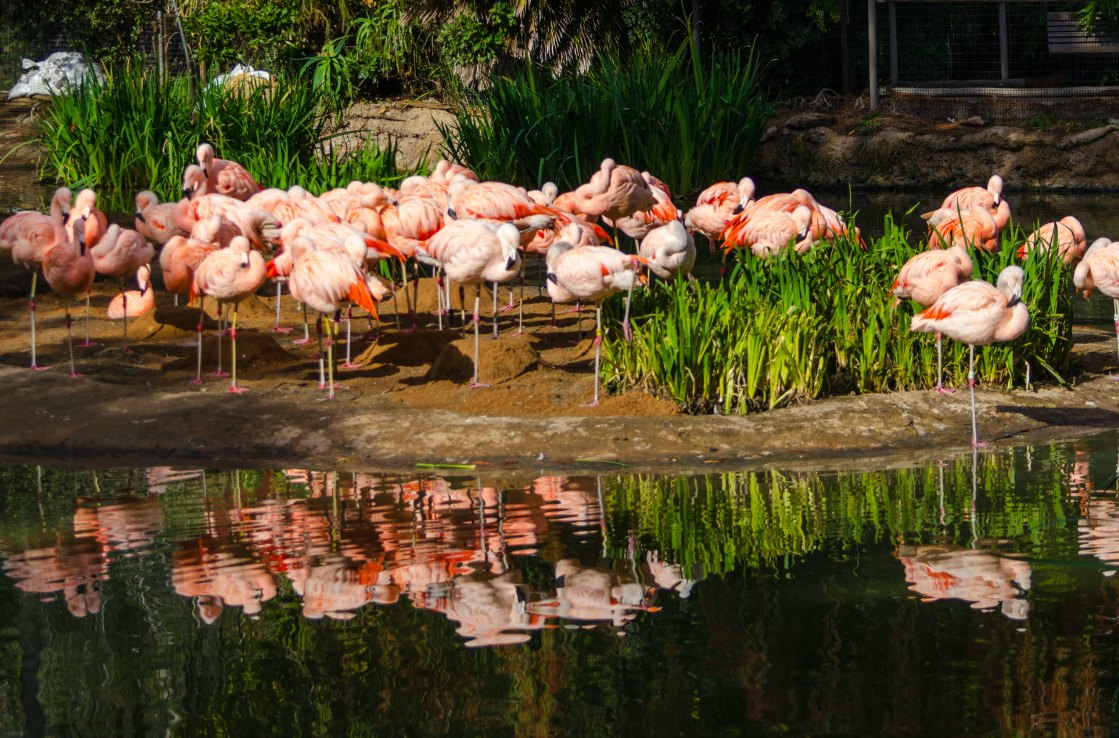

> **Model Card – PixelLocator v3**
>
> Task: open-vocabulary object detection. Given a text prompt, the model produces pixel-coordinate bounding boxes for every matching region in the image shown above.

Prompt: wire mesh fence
[864,0,1119,121]
[0,5,192,93]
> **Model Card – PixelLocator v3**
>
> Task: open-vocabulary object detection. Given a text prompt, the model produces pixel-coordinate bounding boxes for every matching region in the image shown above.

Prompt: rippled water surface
[3,433,1119,735]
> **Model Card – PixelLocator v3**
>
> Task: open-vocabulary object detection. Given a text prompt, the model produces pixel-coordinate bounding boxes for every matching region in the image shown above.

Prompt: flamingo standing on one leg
[639,220,696,281]
[107,264,156,327]
[90,224,156,353]
[423,221,523,387]
[1074,237,1119,377]
[910,266,1030,447]
[41,216,95,377]
[195,142,263,201]
[1016,216,1087,264]
[892,244,974,393]
[546,240,645,406]
[191,237,269,393]
[0,187,73,369]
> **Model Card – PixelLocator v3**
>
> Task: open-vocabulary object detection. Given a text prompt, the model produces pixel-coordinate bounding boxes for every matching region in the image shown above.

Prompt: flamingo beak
[1007,295,1020,307]
[135,210,146,223]
[547,272,558,285]
[505,255,517,271]
[1016,245,1027,259]
[240,252,250,268]
[731,203,745,215]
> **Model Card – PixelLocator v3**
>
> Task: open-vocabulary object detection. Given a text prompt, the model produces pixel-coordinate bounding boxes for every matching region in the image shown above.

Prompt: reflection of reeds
[603,217,1074,413]
[604,444,1078,575]
[37,68,409,213]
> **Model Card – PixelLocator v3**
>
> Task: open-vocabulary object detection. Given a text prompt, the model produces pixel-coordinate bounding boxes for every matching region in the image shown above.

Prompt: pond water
[3,431,1119,735]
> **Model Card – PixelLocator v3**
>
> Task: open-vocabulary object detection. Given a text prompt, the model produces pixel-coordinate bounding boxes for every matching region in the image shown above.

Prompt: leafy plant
[435,2,516,68]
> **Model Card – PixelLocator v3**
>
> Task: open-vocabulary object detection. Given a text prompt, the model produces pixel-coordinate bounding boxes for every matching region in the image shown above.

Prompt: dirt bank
[0,269,1115,474]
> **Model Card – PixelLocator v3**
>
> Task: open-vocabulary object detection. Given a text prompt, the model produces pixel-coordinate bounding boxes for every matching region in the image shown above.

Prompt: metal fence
[865,0,1119,122]
[0,4,192,92]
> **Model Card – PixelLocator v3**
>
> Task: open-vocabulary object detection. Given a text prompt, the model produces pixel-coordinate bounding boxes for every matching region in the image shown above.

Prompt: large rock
[8,52,105,100]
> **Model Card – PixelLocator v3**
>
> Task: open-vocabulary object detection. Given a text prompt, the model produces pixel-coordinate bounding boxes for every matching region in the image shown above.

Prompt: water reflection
[3,434,1119,733]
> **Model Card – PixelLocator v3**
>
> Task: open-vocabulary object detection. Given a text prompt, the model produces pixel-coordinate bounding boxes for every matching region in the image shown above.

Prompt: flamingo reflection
[527,559,657,628]
[426,571,546,647]
[171,538,278,623]
[897,544,1031,620]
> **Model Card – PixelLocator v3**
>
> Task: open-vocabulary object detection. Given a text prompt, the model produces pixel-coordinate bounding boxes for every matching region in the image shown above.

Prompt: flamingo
[566,158,656,223]
[639,220,695,280]
[41,216,95,377]
[423,220,522,387]
[910,265,1030,446]
[892,244,974,393]
[177,174,282,249]
[286,236,382,399]
[605,182,681,242]
[191,237,269,393]
[685,177,756,245]
[0,187,72,369]
[107,265,156,321]
[932,174,1011,231]
[161,221,222,383]
[134,191,186,246]
[546,240,644,405]
[1074,237,1119,375]
[195,142,262,201]
[1017,216,1087,264]
[926,206,1000,252]
[722,205,814,258]
[90,224,156,352]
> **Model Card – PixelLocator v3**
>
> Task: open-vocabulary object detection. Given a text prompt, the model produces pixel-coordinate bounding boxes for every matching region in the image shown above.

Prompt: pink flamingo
[892,244,974,393]
[177,175,281,249]
[90,224,155,352]
[926,206,1000,252]
[567,158,656,223]
[0,187,73,369]
[286,236,383,399]
[195,142,262,201]
[1016,216,1087,263]
[41,217,95,377]
[247,186,340,225]
[546,240,644,405]
[606,182,681,241]
[133,191,186,246]
[932,174,1011,231]
[722,205,814,258]
[1074,237,1119,375]
[910,265,1030,446]
[107,265,155,321]
[685,177,756,244]
[639,220,695,280]
[424,220,523,387]
[191,237,269,393]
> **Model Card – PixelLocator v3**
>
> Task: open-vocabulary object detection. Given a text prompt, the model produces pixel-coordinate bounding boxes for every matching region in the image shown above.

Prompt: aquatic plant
[439,40,772,198]
[602,216,1074,413]
[36,66,410,213]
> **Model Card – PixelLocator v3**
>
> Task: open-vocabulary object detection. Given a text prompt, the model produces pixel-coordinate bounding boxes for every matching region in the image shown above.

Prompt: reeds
[37,66,408,213]
[603,217,1074,413]
[439,40,772,198]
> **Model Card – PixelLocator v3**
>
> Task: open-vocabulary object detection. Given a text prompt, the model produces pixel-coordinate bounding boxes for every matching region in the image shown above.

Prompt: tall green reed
[37,66,410,213]
[603,216,1074,413]
[439,39,772,198]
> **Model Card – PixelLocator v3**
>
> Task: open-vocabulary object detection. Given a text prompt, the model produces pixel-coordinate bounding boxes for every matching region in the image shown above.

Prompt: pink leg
[471,289,489,389]
[582,306,603,407]
[228,306,248,394]
[28,274,49,371]
[65,307,81,378]
[934,333,955,395]
[79,291,96,347]
[192,300,204,385]
[121,290,135,354]
[293,303,312,345]
[209,304,230,377]
[342,305,357,368]
[272,279,292,333]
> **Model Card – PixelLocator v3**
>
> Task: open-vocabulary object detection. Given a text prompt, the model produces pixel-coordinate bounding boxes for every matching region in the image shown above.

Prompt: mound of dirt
[163,330,293,374]
[426,334,539,384]
[353,329,454,367]
[126,304,219,342]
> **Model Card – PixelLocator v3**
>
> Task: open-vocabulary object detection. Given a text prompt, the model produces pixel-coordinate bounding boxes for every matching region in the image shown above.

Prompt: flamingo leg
[492,281,499,337]
[435,271,445,331]
[968,344,985,448]
[583,305,603,407]
[210,303,229,377]
[1112,299,1119,381]
[343,305,355,368]
[324,315,336,400]
[120,277,134,354]
[459,284,466,331]
[391,273,401,332]
[471,287,489,389]
[229,303,247,393]
[80,290,96,347]
[193,297,204,385]
[272,279,292,333]
[622,279,635,342]
[29,272,49,370]
[317,314,326,389]
[403,262,418,332]
[64,303,79,378]
[935,332,955,394]
[293,302,311,345]
[516,266,525,335]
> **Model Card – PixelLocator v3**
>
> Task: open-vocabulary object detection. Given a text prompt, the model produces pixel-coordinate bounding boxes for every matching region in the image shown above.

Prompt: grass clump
[440,40,772,198]
[37,66,410,213]
[603,217,1074,414]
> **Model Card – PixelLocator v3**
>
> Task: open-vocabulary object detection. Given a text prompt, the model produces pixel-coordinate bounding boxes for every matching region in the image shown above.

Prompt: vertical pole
[888,2,899,84]
[156,10,164,81]
[840,0,850,93]
[868,0,878,109]
[998,2,1009,81]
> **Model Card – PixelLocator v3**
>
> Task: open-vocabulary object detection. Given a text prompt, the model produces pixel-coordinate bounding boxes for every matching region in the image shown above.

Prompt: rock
[959,115,986,126]
[1063,126,1116,148]
[7,52,105,100]
[784,112,835,129]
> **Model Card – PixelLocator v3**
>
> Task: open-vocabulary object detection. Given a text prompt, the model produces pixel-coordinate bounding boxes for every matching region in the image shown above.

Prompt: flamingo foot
[190,378,203,385]
[500,302,517,313]
[272,326,293,334]
[78,340,97,348]
[935,385,956,395]
[318,393,336,401]
[68,371,83,378]
[972,439,988,448]
[566,305,581,314]
[121,346,135,355]
[292,337,313,345]
[470,382,491,389]
[30,364,51,371]
[209,369,231,378]
[342,362,358,369]
[228,385,249,394]
[514,328,525,336]
[581,399,601,408]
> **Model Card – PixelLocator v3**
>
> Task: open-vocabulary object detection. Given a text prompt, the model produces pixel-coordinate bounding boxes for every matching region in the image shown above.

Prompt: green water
[2,433,1119,736]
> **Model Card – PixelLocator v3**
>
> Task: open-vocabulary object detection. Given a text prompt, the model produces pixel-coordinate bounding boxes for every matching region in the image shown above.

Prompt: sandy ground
[0,260,1115,474]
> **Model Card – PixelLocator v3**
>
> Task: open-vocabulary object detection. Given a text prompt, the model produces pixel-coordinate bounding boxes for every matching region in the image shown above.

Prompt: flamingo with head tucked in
[1074,237,1119,375]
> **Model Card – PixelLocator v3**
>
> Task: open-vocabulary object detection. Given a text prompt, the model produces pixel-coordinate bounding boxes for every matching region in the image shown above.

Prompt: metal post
[888,2,898,84]
[156,10,164,81]
[840,0,850,93]
[998,2,1009,81]
[868,0,878,109]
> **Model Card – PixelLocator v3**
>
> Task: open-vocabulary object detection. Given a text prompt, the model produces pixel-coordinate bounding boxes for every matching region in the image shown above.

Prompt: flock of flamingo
[2,146,1119,442]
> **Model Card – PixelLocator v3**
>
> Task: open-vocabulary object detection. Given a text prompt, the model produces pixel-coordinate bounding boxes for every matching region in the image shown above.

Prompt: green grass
[602,216,1075,414]
[36,66,414,212]
[439,39,772,198]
